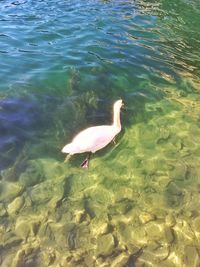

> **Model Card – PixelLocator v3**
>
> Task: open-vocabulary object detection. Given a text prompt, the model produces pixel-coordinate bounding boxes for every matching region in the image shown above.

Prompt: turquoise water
[0,0,200,266]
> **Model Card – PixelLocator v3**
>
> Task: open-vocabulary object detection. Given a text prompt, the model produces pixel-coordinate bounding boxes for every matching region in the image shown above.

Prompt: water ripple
[0,0,199,90]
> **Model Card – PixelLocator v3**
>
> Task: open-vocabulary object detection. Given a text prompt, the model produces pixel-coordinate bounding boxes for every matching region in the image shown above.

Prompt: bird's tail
[61,143,74,154]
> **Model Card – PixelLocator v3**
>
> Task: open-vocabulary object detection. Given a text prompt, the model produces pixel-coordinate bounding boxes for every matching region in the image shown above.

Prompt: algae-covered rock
[76,223,91,249]
[165,182,184,208]
[30,177,65,207]
[0,181,23,202]
[96,234,115,256]
[11,245,41,267]
[19,167,44,188]
[165,213,176,227]
[144,221,165,242]
[116,221,147,252]
[15,216,41,240]
[111,252,129,267]
[7,196,24,215]
[11,248,25,267]
[137,243,170,265]
[3,232,23,249]
[183,245,200,267]
[38,222,52,244]
[0,202,7,217]
[164,227,175,244]
[40,249,56,266]
[19,158,65,188]
[193,216,200,233]
[139,212,156,224]
[51,222,77,250]
[74,209,86,224]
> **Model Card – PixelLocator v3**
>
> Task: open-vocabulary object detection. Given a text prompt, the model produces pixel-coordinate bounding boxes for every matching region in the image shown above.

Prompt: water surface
[0,0,200,266]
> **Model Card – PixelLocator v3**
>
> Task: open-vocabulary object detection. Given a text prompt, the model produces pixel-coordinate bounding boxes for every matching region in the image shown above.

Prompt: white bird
[61,99,123,168]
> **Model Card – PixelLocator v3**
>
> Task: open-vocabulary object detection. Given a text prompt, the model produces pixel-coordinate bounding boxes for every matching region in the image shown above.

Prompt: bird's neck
[112,107,121,130]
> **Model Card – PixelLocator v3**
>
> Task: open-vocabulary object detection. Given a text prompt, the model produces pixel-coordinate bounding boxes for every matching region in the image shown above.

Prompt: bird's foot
[80,158,89,169]
[112,138,116,145]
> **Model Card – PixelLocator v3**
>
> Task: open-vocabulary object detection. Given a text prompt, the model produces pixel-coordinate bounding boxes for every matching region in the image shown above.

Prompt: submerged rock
[3,232,23,249]
[183,245,200,267]
[193,216,200,233]
[165,182,184,208]
[51,222,77,250]
[29,176,66,208]
[165,213,176,227]
[15,216,41,240]
[111,252,129,267]
[7,196,24,216]
[116,221,147,252]
[139,212,156,224]
[0,181,23,203]
[136,243,170,265]
[0,202,7,217]
[144,221,165,242]
[96,234,115,256]
[11,245,41,267]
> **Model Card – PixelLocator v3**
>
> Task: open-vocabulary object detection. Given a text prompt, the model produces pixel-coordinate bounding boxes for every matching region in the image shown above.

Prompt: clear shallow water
[0,0,200,266]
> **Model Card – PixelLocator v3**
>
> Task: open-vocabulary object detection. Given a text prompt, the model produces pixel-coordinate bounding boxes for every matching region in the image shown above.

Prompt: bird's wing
[73,125,116,153]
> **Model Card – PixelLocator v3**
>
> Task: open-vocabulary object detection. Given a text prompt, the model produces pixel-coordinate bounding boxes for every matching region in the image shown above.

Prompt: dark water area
[0,0,200,266]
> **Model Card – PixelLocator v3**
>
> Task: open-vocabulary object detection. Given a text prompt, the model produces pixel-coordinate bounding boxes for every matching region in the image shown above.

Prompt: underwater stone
[1,254,15,267]
[157,127,170,144]
[83,251,96,267]
[96,234,115,256]
[137,243,169,265]
[116,222,147,250]
[11,245,41,267]
[19,170,43,188]
[111,252,129,267]
[30,178,65,207]
[165,182,184,208]
[15,216,41,240]
[193,216,200,233]
[0,202,7,217]
[139,212,156,224]
[114,187,133,203]
[52,223,77,250]
[144,221,164,242]
[40,249,56,266]
[38,222,55,246]
[7,196,24,215]
[74,209,86,224]
[165,213,176,227]
[90,219,110,236]
[15,220,31,240]
[11,249,25,267]
[183,245,200,267]
[3,232,23,249]
[75,223,91,249]
[0,181,23,202]
[164,227,175,244]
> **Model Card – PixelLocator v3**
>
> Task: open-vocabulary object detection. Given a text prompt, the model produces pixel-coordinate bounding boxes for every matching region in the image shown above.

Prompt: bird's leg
[80,152,92,169]
[112,138,116,145]
[64,154,71,163]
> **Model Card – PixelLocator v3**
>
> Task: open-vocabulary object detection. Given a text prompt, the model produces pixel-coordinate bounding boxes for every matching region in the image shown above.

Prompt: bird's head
[114,99,124,111]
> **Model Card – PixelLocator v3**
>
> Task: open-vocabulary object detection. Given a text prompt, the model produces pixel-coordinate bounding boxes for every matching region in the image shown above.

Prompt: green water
[0,0,200,266]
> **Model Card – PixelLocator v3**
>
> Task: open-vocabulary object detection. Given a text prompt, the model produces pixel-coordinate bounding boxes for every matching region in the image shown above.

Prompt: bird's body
[62,99,123,167]
[62,125,120,155]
